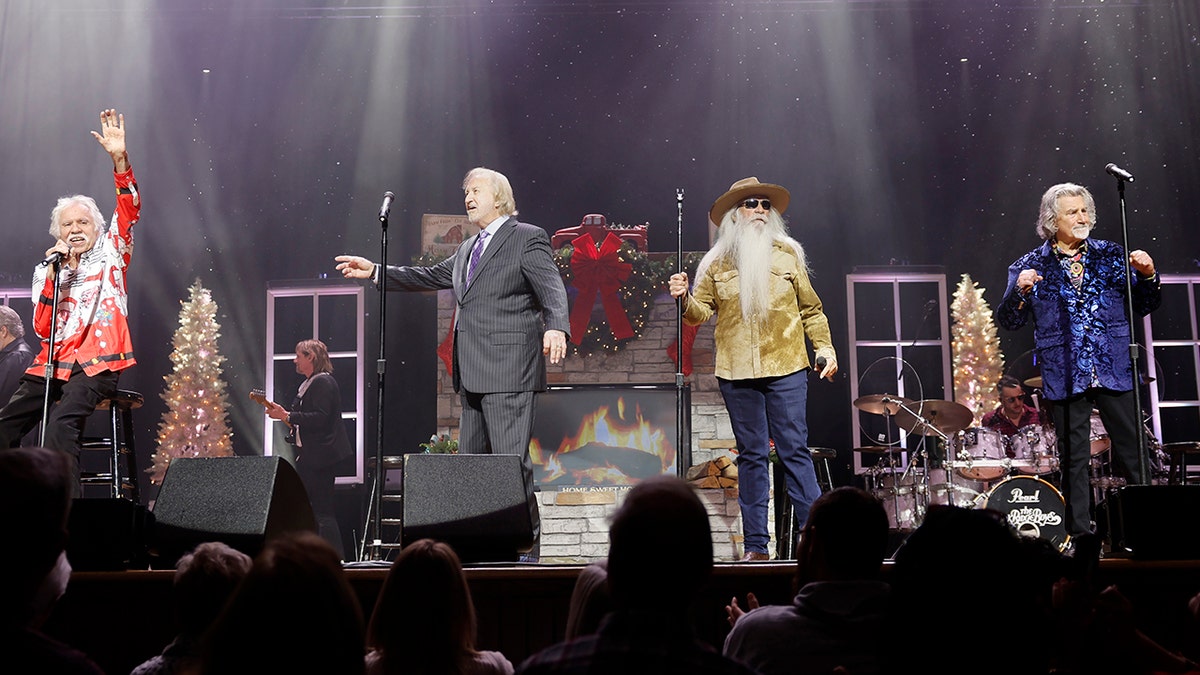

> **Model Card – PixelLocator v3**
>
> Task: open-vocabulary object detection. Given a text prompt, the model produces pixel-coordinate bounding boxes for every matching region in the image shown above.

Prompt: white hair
[695,207,807,323]
[48,195,107,239]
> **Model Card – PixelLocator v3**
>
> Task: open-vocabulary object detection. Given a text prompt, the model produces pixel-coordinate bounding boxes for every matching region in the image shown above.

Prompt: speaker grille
[401,454,537,562]
[151,456,316,565]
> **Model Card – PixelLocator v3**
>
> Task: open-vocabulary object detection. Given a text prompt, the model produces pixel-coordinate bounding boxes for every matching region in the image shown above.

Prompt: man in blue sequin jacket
[996,182,1160,539]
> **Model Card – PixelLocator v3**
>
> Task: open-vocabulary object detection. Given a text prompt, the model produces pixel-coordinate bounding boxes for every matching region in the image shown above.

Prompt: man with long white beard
[669,177,838,562]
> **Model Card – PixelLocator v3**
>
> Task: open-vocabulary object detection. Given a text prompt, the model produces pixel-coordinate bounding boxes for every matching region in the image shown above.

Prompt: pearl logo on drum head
[984,475,1069,551]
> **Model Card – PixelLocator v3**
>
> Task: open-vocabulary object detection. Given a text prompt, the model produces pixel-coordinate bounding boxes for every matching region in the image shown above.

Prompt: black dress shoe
[740,551,770,562]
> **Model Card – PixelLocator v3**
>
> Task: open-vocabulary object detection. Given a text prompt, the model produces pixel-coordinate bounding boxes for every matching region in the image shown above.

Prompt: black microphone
[378,191,395,222]
[40,251,64,266]
[815,356,827,371]
[1105,163,1135,182]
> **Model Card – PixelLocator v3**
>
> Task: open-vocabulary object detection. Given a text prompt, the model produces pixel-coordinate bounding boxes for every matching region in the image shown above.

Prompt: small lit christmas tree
[951,273,1005,426]
[147,279,234,484]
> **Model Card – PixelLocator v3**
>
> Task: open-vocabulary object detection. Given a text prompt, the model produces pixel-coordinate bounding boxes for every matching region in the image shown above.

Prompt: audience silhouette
[723,486,891,675]
[129,541,252,675]
[196,531,365,675]
[0,446,104,674]
[365,538,513,675]
[517,474,756,675]
[562,561,611,641]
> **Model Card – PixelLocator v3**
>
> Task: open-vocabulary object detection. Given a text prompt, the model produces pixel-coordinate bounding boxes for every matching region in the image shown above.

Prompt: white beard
[716,212,784,323]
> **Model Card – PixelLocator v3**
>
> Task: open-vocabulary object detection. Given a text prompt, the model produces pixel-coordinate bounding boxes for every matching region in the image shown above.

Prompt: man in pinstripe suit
[336,167,570,546]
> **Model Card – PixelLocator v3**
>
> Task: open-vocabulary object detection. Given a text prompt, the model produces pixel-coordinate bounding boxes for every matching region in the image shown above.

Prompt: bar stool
[1163,441,1200,485]
[79,389,144,502]
[772,447,839,560]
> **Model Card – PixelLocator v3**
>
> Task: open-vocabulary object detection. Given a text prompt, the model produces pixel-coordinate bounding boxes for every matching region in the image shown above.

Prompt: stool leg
[818,458,835,493]
[120,404,140,503]
[109,405,121,500]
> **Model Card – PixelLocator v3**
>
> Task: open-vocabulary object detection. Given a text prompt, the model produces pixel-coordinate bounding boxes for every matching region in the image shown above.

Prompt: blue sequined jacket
[996,238,1161,402]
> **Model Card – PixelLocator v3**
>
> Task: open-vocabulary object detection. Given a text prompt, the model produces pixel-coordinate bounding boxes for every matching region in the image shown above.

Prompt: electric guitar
[250,389,296,444]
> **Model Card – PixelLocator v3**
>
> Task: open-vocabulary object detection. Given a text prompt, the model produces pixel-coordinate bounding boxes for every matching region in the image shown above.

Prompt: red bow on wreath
[569,232,634,344]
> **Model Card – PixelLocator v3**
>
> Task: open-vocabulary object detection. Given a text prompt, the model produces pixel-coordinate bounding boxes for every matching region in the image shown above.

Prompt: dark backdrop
[1,0,1196,504]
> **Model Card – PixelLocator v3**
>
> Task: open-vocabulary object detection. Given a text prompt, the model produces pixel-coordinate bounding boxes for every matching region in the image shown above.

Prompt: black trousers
[1052,388,1145,536]
[296,458,344,560]
[0,365,120,494]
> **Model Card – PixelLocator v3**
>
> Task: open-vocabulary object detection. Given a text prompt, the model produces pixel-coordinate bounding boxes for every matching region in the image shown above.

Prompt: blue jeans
[719,370,819,554]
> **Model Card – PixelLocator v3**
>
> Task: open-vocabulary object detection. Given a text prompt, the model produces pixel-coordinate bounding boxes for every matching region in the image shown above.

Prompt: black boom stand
[674,188,688,474]
[359,191,393,562]
[1110,168,1149,484]
[38,257,64,446]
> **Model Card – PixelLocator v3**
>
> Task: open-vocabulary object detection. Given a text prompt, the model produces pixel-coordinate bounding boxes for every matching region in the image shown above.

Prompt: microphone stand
[361,199,391,562]
[674,188,687,477]
[38,258,64,446]
[1112,175,1149,485]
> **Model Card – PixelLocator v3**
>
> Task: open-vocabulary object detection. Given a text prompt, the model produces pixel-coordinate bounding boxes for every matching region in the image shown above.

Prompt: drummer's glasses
[1001,396,1022,403]
[741,199,771,210]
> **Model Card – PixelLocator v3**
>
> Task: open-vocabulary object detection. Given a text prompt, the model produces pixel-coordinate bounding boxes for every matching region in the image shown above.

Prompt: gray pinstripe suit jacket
[382,216,570,394]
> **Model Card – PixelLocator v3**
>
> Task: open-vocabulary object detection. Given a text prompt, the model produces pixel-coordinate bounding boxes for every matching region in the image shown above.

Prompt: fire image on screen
[528,386,679,488]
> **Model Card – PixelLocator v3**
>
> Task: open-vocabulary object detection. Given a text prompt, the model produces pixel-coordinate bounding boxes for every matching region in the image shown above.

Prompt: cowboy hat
[709,177,791,226]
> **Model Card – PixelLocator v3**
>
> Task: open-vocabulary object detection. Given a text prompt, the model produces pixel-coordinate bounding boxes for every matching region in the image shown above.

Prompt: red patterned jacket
[27,167,140,380]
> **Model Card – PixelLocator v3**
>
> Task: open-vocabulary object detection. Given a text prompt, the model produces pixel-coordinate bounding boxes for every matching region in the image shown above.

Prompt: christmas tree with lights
[147,279,234,484]
[950,273,1005,426]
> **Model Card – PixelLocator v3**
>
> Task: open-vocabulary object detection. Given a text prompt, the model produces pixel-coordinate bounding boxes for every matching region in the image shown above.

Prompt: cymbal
[852,394,915,416]
[895,399,974,436]
[853,446,900,454]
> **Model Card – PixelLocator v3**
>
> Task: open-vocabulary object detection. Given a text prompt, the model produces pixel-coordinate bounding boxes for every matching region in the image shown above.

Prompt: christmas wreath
[413,238,702,359]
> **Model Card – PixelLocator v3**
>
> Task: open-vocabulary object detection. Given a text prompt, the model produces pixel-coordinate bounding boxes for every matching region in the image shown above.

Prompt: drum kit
[853,379,1170,551]
[853,392,1076,549]
[853,394,997,532]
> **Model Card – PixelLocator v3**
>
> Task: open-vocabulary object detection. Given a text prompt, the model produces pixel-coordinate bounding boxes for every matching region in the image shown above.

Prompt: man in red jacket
[0,109,140,492]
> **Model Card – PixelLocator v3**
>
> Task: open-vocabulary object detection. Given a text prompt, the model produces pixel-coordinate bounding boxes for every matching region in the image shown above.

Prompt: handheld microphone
[378,191,395,222]
[815,356,827,371]
[1105,163,1135,182]
[40,251,64,266]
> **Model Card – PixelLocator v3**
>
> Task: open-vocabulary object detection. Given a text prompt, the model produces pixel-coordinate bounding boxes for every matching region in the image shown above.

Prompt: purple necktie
[466,230,490,284]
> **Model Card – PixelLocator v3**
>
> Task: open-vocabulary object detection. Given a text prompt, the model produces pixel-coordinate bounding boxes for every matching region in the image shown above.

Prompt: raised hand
[90,109,128,171]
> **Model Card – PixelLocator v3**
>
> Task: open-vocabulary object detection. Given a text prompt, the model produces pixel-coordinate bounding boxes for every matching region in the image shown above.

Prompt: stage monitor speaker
[1098,485,1200,560]
[150,456,316,567]
[401,454,537,563]
[67,498,154,571]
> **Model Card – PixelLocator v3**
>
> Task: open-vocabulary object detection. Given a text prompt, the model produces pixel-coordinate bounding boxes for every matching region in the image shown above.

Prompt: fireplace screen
[529,384,688,488]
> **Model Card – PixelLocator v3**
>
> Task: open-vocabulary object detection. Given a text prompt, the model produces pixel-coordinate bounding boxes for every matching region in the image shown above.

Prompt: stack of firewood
[685,455,738,488]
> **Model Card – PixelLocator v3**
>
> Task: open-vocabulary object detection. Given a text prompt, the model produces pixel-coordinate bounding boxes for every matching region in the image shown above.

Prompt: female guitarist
[255,339,354,560]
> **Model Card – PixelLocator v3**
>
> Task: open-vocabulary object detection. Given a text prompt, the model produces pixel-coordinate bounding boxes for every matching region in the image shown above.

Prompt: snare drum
[954,427,1010,481]
[871,471,923,530]
[926,467,984,508]
[982,475,1069,552]
[1089,411,1110,456]
[1010,424,1059,475]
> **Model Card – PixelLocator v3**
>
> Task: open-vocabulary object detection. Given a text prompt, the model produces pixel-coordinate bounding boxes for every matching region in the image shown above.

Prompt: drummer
[980,375,1042,440]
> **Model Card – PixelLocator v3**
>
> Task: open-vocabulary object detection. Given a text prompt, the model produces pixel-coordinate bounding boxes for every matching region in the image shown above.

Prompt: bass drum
[982,475,1069,552]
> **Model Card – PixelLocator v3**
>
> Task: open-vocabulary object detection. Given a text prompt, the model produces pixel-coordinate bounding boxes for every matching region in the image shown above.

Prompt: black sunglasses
[741,198,771,210]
